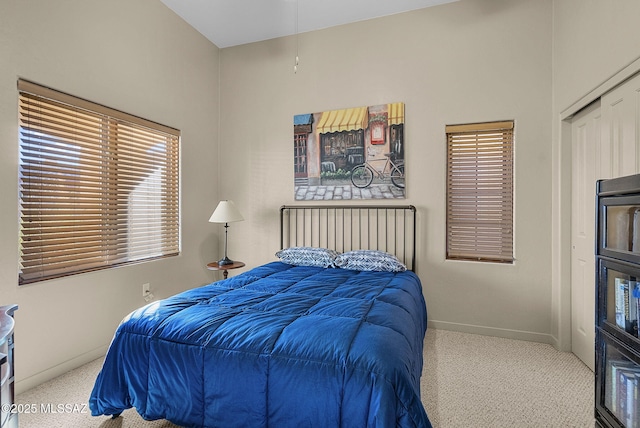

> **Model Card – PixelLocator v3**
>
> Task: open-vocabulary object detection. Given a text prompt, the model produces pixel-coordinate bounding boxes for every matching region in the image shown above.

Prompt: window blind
[446,121,514,263]
[18,80,180,284]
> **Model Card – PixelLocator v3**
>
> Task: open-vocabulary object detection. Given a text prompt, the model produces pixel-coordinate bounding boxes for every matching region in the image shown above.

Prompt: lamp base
[217,256,234,266]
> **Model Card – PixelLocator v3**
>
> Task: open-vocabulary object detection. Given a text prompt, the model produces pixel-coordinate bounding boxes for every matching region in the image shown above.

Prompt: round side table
[206,261,245,279]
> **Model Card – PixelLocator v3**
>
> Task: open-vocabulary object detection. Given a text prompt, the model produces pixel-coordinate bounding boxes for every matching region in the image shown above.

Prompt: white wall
[219,0,555,342]
[550,0,640,349]
[0,0,221,392]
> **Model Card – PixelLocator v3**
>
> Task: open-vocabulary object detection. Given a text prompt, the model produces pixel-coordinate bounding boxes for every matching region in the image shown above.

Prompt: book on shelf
[622,370,640,427]
[608,359,640,426]
[632,208,640,253]
[614,278,640,337]
[634,282,640,338]
[616,278,627,329]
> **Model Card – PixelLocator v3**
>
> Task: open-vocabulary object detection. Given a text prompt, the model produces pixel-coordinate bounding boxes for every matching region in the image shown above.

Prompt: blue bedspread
[89,262,431,427]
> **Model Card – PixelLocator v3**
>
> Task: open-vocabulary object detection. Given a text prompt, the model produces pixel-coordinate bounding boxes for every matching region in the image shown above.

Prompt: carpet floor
[15,328,595,427]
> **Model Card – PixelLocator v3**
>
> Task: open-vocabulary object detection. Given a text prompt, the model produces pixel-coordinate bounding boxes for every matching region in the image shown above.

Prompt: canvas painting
[293,103,405,200]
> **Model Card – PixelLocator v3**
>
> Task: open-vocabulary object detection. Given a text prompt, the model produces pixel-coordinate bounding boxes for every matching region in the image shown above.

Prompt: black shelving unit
[596,174,640,428]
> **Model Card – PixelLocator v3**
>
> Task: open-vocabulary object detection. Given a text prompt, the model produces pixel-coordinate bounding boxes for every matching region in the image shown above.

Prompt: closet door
[571,100,602,371]
[600,73,640,177]
[571,72,640,370]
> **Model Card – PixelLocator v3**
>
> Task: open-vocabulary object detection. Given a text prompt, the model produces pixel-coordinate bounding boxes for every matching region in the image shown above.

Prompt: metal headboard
[280,205,417,271]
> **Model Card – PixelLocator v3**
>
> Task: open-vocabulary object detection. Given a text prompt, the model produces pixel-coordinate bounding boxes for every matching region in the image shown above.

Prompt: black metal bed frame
[280,205,417,271]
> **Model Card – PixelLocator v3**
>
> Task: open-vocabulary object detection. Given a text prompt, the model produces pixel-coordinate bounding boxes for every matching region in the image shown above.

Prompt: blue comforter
[89,262,431,427]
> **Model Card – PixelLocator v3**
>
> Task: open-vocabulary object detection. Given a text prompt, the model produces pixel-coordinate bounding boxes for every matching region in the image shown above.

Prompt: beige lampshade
[209,200,244,223]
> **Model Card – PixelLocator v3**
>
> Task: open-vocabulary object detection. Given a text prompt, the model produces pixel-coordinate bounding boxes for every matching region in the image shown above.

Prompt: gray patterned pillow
[275,247,339,268]
[334,250,406,272]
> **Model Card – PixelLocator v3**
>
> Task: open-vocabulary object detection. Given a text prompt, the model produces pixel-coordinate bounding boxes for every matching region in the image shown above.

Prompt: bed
[89,205,431,427]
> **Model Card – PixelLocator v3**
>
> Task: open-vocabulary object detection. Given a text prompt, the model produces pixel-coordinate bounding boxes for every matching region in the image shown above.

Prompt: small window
[446,121,514,263]
[18,80,180,284]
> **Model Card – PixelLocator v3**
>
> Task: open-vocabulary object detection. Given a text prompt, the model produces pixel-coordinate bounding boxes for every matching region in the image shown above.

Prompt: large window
[446,121,514,263]
[18,80,180,284]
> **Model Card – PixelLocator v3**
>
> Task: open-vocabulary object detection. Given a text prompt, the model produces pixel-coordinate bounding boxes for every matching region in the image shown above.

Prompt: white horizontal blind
[18,80,180,284]
[446,121,514,263]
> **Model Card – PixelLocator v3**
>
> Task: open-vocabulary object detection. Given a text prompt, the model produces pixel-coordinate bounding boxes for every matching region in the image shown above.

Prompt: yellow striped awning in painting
[388,102,405,125]
[316,107,368,133]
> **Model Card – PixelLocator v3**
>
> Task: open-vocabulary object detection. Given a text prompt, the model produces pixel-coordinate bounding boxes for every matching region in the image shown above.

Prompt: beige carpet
[421,329,595,427]
[16,328,595,427]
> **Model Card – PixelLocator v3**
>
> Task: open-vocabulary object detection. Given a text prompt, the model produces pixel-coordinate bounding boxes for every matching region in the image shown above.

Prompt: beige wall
[550,0,640,349]
[553,0,640,112]
[219,0,555,342]
[5,0,640,394]
[0,0,220,392]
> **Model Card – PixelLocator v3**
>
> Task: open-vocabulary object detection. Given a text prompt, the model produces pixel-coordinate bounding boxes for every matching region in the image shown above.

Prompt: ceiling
[160,0,458,48]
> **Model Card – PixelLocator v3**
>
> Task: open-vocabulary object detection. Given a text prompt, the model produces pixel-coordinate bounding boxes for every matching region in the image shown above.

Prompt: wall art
[293,102,405,200]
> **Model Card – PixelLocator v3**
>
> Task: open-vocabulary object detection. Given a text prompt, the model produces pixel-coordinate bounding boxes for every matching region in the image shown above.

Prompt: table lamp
[209,200,244,265]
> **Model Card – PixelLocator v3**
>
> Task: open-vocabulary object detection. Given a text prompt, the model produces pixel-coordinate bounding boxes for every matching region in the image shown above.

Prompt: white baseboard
[428,320,555,346]
[15,345,108,395]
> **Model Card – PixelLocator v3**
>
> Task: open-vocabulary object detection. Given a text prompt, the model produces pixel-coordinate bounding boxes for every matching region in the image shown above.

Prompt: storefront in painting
[293,102,405,200]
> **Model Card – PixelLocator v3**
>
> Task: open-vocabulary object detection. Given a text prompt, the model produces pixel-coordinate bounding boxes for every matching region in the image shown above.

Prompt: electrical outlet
[142,283,154,302]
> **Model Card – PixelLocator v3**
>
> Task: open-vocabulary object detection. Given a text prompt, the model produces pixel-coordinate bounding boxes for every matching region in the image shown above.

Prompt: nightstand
[206,261,245,279]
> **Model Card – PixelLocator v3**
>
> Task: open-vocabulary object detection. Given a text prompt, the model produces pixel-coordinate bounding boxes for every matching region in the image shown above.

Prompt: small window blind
[18,80,180,284]
[446,121,514,263]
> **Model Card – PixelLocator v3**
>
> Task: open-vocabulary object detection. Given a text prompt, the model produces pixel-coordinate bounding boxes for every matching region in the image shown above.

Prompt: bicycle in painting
[350,147,405,189]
